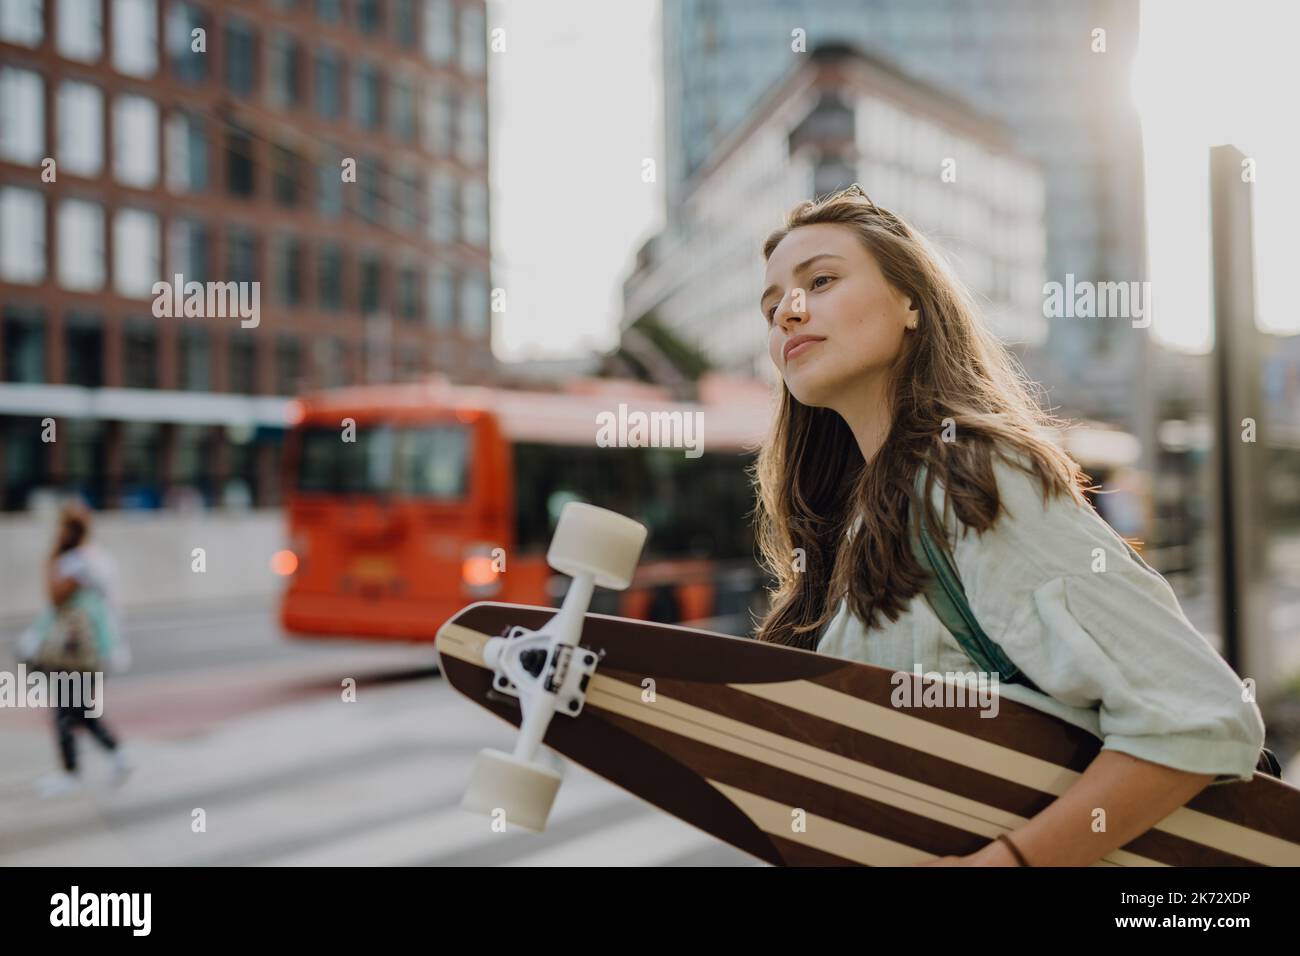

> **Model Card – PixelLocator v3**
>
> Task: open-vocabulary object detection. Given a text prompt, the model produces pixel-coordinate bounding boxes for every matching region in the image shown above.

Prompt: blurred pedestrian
[19,501,132,797]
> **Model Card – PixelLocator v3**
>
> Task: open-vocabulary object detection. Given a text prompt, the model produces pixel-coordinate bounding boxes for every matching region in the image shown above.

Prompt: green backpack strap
[910,465,1042,693]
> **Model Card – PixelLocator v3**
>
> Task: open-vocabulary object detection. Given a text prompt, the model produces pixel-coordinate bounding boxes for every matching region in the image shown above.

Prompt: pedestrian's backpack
[908,464,1283,780]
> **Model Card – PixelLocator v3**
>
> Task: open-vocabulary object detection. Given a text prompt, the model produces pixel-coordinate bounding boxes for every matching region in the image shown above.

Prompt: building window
[65,313,104,387]
[0,67,45,165]
[357,0,382,34]
[112,95,160,188]
[224,19,258,97]
[112,0,159,78]
[357,156,384,225]
[123,319,158,388]
[226,127,257,196]
[120,421,162,503]
[313,336,346,388]
[314,50,343,120]
[316,145,343,217]
[179,327,210,391]
[173,424,210,500]
[0,1,43,46]
[274,235,304,306]
[276,336,303,394]
[225,227,259,285]
[58,0,103,62]
[318,242,343,310]
[813,158,855,201]
[57,81,104,177]
[167,218,209,284]
[2,306,45,383]
[165,112,209,193]
[316,0,343,23]
[272,144,303,206]
[424,83,455,155]
[166,2,208,84]
[394,0,417,48]
[57,199,106,292]
[390,77,417,142]
[458,92,486,166]
[423,0,454,64]
[394,166,421,234]
[359,254,383,314]
[462,178,488,247]
[113,208,161,298]
[397,265,419,320]
[458,4,485,75]
[428,266,455,329]
[428,171,458,243]
[269,32,303,108]
[460,272,489,336]
[0,187,47,285]
[353,62,382,130]
[229,335,257,394]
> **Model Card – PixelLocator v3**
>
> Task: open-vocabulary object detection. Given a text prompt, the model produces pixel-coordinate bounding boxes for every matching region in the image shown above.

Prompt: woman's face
[762,223,913,409]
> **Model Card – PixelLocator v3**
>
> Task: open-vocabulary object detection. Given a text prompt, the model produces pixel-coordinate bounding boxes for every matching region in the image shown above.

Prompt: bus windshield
[296,423,469,498]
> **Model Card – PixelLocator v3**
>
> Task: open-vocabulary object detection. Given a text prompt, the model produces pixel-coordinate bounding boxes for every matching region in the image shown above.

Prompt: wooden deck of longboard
[436,602,1300,867]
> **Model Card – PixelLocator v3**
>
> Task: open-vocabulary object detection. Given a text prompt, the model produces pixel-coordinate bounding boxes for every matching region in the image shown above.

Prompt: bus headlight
[462,543,502,597]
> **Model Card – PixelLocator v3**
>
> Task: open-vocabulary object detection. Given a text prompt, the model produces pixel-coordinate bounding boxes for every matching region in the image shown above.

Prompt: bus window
[296,423,466,498]
[395,426,469,498]
[510,441,756,560]
[297,427,347,492]
[338,426,394,494]
[295,425,392,493]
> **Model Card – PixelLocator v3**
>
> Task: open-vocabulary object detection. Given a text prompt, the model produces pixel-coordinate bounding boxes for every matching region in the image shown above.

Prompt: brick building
[0,0,493,509]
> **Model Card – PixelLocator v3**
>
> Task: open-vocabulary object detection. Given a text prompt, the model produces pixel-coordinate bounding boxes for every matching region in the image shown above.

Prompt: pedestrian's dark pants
[54,702,118,773]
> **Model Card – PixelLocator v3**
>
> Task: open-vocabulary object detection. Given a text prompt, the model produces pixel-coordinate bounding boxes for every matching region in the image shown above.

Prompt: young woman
[752,184,1266,866]
[27,502,132,796]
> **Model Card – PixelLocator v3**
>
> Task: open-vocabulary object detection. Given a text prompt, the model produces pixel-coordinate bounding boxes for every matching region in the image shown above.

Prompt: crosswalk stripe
[507,812,719,867]
[265,767,634,866]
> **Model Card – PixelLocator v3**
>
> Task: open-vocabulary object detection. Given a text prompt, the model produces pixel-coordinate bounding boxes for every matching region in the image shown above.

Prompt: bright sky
[1132,0,1300,350]
[486,0,662,362]
[489,0,1300,362]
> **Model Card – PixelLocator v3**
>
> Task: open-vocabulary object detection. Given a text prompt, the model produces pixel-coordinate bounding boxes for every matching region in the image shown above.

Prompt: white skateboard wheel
[547,502,647,590]
[461,748,563,833]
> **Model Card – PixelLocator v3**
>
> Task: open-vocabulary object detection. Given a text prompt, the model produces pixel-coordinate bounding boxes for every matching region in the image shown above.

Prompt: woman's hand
[47,557,78,605]
[916,752,1217,867]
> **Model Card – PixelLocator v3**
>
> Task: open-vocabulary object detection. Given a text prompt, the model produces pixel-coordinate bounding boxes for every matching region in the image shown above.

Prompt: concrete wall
[0,509,286,620]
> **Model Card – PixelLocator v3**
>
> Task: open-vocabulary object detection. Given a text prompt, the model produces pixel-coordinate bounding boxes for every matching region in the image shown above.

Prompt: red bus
[278,374,773,641]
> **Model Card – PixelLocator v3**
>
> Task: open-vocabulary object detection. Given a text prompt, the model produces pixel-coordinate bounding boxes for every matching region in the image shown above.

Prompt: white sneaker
[35,771,82,798]
[110,748,134,783]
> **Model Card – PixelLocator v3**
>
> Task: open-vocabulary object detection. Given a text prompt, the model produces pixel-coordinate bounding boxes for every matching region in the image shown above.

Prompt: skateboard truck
[461,502,648,832]
[483,627,601,718]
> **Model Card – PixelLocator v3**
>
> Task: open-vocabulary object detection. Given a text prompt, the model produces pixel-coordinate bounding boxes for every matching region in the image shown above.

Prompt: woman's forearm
[47,563,77,604]
[969,749,1216,866]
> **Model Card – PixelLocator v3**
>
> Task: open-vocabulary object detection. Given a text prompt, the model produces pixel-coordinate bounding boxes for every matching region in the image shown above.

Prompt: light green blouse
[816,449,1266,785]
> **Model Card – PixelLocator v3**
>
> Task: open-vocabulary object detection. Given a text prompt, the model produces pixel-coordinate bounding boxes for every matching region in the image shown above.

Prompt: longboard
[437,601,1300,866]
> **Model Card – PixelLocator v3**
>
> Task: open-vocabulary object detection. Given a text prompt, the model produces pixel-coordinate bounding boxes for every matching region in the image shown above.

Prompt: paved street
[4,584,1298,867]
[0,600,754,867]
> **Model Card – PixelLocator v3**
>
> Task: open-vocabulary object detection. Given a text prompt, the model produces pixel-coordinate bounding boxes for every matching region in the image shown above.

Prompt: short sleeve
[56,549,90,584]
[945,452,1266,785]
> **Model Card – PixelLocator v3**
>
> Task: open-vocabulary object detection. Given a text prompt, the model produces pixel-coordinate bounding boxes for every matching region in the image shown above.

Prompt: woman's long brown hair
[752,185,1094,648]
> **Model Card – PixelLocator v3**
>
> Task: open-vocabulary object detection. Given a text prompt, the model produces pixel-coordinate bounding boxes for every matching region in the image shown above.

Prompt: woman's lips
[784,338,823,362]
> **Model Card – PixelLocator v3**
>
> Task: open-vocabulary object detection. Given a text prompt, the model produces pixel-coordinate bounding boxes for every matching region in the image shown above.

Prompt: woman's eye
[811,275,833,289]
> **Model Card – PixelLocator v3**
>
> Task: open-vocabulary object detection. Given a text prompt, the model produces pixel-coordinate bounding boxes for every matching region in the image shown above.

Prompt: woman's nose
[774,292,806,328]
